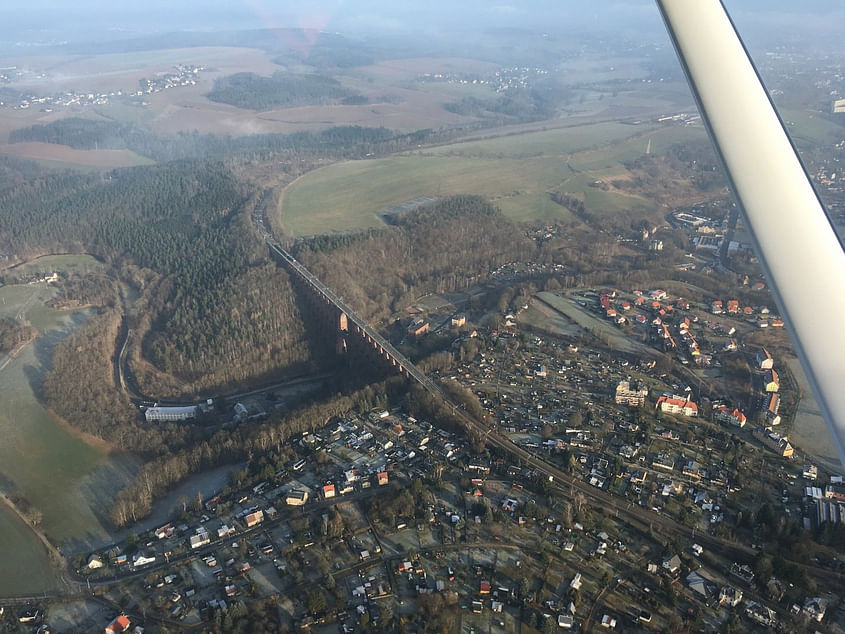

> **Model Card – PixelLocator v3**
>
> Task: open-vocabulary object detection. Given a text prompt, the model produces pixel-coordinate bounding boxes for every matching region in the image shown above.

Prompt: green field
[427,121,660,158]
[278,120,703,236]
[781,108,845,146]
[4,253,103,278]
[0,280,137,552]
[0,505,54,595]
[281,155,578,235]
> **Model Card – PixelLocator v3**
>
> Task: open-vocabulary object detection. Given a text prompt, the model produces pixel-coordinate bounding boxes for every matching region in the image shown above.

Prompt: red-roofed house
[377,471,389,486]
[245,510,264,527]
[105,614,131,634]
[322,483,336,499]
[766,393,780,416]
[656,396,698,417]
[714,405,747,428]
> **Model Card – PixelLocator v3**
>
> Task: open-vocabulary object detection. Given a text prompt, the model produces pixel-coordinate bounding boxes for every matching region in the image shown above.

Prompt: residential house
[730,563,755,585]
[285,489,309,506]
[615,379,648,407]
[601,615,617,628]
[132,553,156,568]
[105,614,131,634]
[756,348,774,370]
[652,454,675,471]
[719,586,743,607]
[766,393,781,418]
[803,597,827,623]
[752,427,794,457]
[189,529,210,549]
[656,395,698,417]
[407,318,430,337]
[662,554,681,575]
[714,405,747,428]
[764,369,779,393]
[558,614,574,629]
[245,510,264,527]
[682,461,702,480]
[825,483,845,502]
[686,571,711,600]
[87,554,104,570]
[745,602,777,628]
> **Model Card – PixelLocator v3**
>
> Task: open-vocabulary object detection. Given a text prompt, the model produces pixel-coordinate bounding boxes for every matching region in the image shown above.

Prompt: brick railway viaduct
[268,239,444,396]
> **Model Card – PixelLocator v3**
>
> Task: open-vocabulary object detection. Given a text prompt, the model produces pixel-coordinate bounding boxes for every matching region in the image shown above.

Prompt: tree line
[0,318,37,354]
[8,120,436,163]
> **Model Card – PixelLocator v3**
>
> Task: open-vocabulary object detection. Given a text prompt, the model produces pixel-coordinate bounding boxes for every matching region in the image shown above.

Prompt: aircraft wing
[656,0,845,465]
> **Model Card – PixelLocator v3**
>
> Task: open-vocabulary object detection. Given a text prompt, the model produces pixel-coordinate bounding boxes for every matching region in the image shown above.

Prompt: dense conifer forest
[206,71,360,110]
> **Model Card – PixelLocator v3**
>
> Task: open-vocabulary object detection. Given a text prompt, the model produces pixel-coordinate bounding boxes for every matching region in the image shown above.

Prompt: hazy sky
[0,1,842,55]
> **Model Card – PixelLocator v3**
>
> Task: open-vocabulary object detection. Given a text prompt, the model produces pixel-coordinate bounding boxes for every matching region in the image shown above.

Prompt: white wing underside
[657,0,845,465]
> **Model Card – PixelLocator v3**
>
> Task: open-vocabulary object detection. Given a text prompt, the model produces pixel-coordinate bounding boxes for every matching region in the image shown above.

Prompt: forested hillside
[0,157,311,395]
[295,196,537,322]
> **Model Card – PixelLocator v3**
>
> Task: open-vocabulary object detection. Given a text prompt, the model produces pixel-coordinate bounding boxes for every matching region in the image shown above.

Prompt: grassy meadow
[0,266,138,563]
[278,120,706,236]
[0,505,55,595]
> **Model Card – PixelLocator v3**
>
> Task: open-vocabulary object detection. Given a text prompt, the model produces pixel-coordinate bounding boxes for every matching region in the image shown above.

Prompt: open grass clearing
[278,117,704,235]
[781,108,845,147]
[568,123,707,171]
[2,253,103,277]
[425,120,661,158]
[0,503,55,595]
[0,284,139,550]
[280,154,582,235]
[0,142,154,169]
